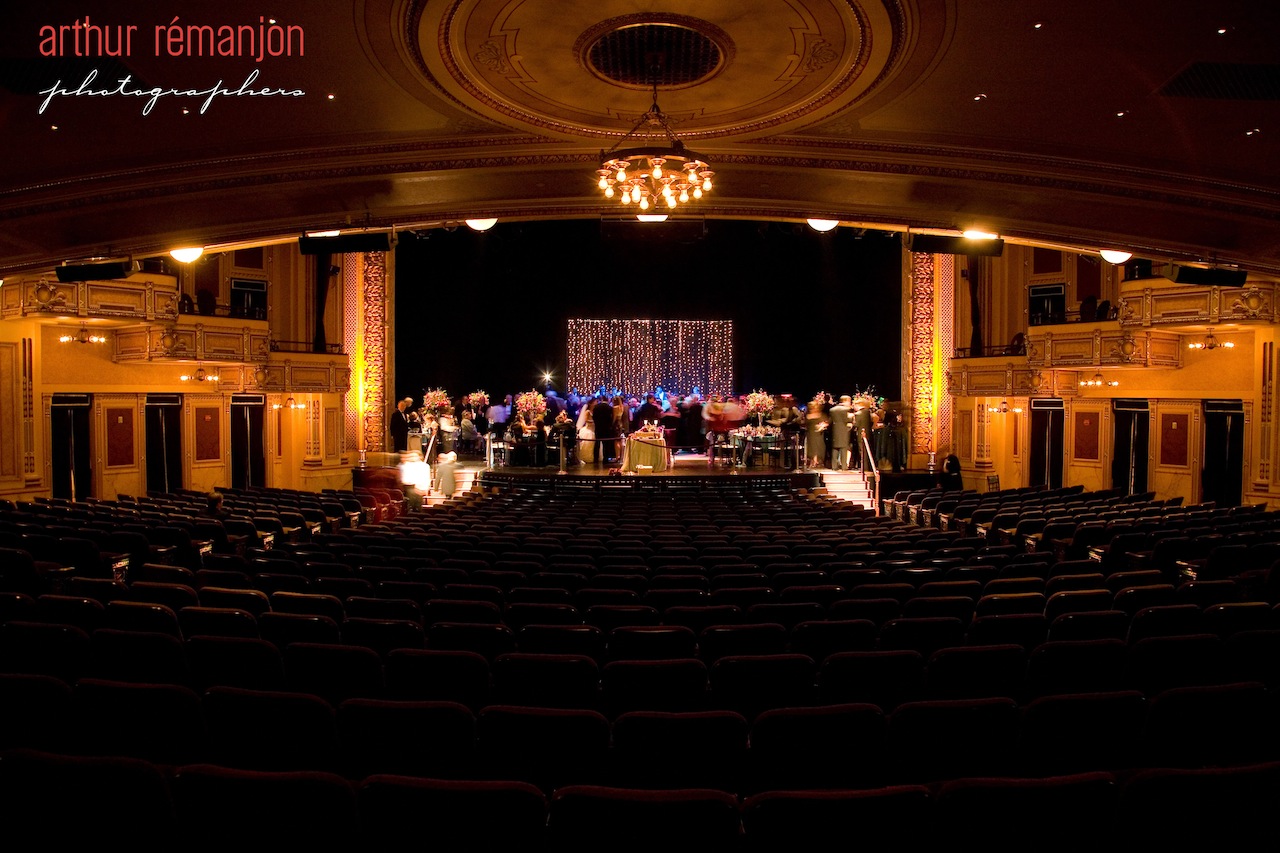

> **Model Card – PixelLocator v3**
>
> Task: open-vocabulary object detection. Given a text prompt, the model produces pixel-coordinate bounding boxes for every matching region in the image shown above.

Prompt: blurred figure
[804,395,829,468]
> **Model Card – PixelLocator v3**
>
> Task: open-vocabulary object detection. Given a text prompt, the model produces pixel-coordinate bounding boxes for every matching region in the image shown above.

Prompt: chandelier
[1187,329,1234,350]
[595,77,713,212]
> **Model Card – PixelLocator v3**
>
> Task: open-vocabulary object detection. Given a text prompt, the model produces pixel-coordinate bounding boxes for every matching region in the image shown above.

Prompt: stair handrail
[858,427,880,516]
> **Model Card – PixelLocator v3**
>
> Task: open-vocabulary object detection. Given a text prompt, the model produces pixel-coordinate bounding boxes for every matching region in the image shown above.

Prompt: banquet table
[622,433,668,472]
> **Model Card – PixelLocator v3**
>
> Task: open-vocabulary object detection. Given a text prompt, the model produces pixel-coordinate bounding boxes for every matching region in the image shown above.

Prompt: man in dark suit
[389,397,413,452]
[632,393,664,432]
[853,398,875,472]
[591,393,617,463]
[828,395,852,470]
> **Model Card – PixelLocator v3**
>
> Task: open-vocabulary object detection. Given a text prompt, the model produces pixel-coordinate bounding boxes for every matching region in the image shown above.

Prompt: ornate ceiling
[2,0,1278,275]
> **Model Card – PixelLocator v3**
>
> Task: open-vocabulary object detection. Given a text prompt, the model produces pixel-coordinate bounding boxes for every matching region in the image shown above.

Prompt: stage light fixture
[169,247,204,263]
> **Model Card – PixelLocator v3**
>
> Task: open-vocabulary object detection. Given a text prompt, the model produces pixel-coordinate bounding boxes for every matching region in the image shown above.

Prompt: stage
[353,451,825,495]
[477,451,823,493]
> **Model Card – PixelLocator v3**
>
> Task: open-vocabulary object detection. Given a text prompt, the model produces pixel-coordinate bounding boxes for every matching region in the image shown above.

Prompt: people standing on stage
[437,409,457,456]
[544,388,564,421]
[804,394,829,468]
[767,394,803,469]
[612,394,629,439]
[486,394,512,438]
[853,396,875,472]
[592,393,618,463]
[577,405,596,465]
[828,395,852,471]
[632,393,664,432]
[679,393,704,454]
[389,397,414,453]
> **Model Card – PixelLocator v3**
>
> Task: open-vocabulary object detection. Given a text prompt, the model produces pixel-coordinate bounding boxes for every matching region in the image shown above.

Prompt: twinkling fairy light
[567,319,733,397]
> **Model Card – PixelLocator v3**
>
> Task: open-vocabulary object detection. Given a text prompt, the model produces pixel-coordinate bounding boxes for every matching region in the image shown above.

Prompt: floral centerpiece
[515,389,547,421]
[733,423,781,438]
[422,388,452,416]
[745,389,775,416]
[467,390,489,410]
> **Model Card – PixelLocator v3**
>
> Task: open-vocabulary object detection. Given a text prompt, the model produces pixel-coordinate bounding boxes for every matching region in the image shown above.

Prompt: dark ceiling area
[3,1,1279,277]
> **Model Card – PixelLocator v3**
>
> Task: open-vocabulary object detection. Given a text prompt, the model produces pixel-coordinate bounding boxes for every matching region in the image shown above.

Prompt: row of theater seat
[4,673,1279,791]
[6,746,1276,848]
[4,614,1280,721]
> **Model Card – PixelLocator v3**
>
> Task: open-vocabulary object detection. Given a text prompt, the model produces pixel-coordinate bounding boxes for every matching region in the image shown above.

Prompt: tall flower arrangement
[744,389,775,416]
[467,390,489,410]
[422,388,452,416]
[515,389,547,420]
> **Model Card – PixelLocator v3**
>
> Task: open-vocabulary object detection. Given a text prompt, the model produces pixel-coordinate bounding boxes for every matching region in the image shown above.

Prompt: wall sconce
[272,396,305,410]
[180,366,218,382]
[986,400,1023,414]
[1081,372,1119,387]
[1187,329,1234,350]
[59,324,106,344]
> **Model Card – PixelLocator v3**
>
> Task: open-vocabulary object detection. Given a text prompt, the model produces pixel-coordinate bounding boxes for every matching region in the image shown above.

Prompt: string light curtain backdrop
[567,319,733,396]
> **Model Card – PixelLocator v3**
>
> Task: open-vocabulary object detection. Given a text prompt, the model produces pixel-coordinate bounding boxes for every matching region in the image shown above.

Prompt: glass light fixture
[179,366,219,382]
[306,229,341,237]
[1188,329,1234,350]
[169,247,204,263]
[961,230,1000,240]
[1099,249,1132,264]
[595,74,713,212]
[1082,372,1119,387]
[807,219,840,233]
[636,214,669,223]
[465,218,497,232]
[59,324,106,344]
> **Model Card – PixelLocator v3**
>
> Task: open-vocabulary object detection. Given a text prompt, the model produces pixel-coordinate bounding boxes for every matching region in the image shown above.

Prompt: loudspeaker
[906,234,1005,256]
[298,233,393,255]
[1172,265,1248,286]
[600,218,707,243]
[55,260,133,282]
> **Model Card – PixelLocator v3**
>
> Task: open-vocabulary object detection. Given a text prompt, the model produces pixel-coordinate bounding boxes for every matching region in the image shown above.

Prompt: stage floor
[471,450,824,491]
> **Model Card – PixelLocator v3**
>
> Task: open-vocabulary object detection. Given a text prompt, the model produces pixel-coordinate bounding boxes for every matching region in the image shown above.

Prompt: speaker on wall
[298,233,393,255]
[1171,265,1248,286]
[907,234,1005,256]
[55,260,134,282]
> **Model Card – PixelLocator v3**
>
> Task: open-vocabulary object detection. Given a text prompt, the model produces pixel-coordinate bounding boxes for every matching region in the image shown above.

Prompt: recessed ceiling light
[973,93,987,101]
[1217,26,1230,35]
[465,218,498,231]
[327,93,336,100]
[1100,250,1132,264]
[1032,21,1045,30]
[170,247,204,263]
[1246,128,1262,136]
[806,219,839,232]
[1115,110,1128,117]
